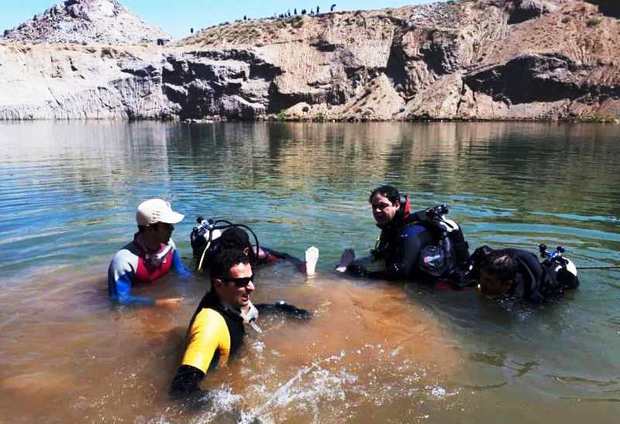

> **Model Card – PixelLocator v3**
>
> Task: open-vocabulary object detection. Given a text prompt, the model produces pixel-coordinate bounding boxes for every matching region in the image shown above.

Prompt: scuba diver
[170,246,310,397]
[108,198,191,307]
[470,244,579,303]
[336,185,471,287]
[190,217,319,275]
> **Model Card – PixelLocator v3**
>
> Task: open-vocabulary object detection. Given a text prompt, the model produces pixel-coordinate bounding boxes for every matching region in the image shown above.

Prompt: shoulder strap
[515,257,537,297]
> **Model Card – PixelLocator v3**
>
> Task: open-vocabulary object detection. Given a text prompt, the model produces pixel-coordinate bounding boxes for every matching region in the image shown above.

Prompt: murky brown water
[0,264,461,423]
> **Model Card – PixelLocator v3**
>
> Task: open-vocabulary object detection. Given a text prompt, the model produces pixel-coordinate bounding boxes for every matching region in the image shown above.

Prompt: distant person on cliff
[469,244,579,303]
[108,198,191,307]
[169,247,310,397]
[336,185,471,288]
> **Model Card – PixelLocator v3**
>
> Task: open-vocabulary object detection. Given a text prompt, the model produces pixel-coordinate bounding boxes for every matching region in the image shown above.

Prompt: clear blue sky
[1,1,434,38]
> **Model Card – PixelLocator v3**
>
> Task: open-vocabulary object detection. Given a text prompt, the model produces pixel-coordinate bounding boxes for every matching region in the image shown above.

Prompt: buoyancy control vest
[373,200,470,285]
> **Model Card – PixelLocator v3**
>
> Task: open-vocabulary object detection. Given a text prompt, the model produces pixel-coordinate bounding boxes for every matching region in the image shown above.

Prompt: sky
[1,0,434,39]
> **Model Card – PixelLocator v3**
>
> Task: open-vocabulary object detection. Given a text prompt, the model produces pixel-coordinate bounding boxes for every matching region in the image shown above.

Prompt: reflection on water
[0,121,619,422]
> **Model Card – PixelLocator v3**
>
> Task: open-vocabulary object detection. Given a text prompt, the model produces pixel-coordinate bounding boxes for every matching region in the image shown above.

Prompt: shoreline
[0,116,617,124]
[1,1,618,124]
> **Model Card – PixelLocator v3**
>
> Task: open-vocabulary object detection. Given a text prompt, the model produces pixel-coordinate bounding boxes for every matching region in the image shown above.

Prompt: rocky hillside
[0,0,618,121]
[2,0,169,44]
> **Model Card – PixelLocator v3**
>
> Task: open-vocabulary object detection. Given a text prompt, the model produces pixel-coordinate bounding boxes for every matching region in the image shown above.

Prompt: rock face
[507,0,559,24]
[0,0,618,121]
[2,0,169,44]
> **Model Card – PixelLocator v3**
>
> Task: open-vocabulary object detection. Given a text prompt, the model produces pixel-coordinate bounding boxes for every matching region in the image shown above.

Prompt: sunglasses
[224,274,255,288]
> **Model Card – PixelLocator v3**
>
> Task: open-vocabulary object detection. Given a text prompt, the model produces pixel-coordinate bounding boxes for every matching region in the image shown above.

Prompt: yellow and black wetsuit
[170,291,245,396]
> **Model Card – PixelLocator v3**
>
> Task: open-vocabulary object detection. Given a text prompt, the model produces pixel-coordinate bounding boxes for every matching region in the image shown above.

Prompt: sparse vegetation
[578,114,618,123]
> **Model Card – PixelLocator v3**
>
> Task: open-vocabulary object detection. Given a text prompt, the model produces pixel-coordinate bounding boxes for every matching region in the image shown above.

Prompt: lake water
[0,121,619,423]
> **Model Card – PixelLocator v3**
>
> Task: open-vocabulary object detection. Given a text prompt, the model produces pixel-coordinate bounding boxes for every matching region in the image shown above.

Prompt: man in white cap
[108,198,191,306]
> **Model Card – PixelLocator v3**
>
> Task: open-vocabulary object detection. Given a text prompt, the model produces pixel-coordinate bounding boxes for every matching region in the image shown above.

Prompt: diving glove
[256,301,312,320]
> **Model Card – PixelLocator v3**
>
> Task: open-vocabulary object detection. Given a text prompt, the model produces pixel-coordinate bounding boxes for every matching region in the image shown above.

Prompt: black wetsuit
[170,293,309,397]
[347,208,434,281]
[472,247,579,303]
[170,291,245,396]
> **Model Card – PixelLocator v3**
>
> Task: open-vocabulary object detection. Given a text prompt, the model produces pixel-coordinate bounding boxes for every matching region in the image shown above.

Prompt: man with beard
[336,185,470,287]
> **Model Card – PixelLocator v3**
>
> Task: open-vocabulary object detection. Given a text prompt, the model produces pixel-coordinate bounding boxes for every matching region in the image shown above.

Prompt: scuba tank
[190,216,261,272]
[538,244,580,291]
[412,204,470,285]
[469,243,579,302]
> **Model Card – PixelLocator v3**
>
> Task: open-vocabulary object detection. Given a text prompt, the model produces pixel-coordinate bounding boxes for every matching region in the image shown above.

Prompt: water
[0,121,619,423]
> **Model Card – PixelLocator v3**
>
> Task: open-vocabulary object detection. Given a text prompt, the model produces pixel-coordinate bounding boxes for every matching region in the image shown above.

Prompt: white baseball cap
[136,198,184,226]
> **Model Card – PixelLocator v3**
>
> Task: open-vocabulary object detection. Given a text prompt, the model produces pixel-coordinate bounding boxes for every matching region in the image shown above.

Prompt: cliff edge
[0,0,617,121]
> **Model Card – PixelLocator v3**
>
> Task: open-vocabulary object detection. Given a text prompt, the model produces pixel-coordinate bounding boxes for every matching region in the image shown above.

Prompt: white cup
[305,246,319,276]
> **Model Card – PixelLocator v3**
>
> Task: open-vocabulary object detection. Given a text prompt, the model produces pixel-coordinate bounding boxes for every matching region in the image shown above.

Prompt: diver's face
[370,193,400,225]
[142,222,174,247]
[214,262,255,308]
[152,222,174,243]
[479,270,513,297]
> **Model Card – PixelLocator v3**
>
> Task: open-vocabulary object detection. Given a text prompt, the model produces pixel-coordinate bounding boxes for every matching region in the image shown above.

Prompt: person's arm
[170,309,230,397]
[172,249,192,279]
[346,258,381,278]
[337,248,387,279]
[170,365,205,398]
[255,301,311,320]
[257,246,302,265]
[108,253,156,306]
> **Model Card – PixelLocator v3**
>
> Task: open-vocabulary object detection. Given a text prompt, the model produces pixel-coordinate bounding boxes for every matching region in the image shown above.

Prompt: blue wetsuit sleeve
[384,224,432,280]
[172,250,192,279]
[107,253,155,306]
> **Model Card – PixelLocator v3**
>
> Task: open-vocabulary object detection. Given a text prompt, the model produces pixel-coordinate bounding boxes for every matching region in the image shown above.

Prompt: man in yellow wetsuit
[170,246,309,397]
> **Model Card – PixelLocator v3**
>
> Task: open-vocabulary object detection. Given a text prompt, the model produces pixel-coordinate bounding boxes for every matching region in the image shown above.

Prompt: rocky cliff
[3,0,169,44]
[0,0,618,121]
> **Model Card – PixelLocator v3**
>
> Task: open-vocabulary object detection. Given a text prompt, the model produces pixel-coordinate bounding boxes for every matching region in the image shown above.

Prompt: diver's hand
[336,248,355,272]
[256,301,312,320]
[273,301,311,320]
[155,297,183,309]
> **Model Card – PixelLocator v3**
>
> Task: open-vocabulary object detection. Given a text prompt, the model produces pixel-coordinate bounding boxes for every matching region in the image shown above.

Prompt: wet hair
[479,251,518,282]
[209,247,250,281]
[218,227,257,262]
[220,227,251,250]
[369,185,400,204]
